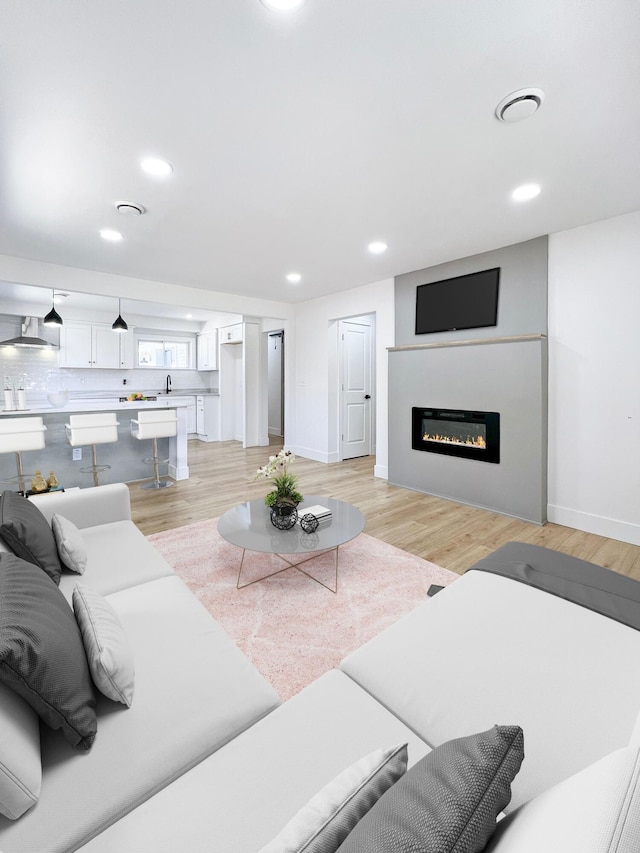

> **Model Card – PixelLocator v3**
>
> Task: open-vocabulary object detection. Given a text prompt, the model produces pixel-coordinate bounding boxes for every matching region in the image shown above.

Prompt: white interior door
[340,319,373,459]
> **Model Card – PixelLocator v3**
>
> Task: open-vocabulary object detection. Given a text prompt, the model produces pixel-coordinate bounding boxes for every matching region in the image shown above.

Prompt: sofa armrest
[29,483,132,528]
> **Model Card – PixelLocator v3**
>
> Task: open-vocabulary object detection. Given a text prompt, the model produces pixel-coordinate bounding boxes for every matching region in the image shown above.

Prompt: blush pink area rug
[148,519,458,702]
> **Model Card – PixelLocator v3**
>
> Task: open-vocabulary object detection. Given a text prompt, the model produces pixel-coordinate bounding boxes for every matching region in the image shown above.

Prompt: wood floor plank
[129,439,640,581]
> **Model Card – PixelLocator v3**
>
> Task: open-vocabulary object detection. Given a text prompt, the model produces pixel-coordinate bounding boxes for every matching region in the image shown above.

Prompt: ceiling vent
[115,201,145,215]
[495,88,545,122]
[0,317,58,348]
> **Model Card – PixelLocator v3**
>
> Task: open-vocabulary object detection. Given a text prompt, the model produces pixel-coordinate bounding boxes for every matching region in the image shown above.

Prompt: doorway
[268,330,284,438]
[339,316,375,460]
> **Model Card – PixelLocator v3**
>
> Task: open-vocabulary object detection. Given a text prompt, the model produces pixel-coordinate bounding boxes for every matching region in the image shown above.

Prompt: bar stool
[65,413,120,487]
[0,417,47,493]
[130,409,177,490]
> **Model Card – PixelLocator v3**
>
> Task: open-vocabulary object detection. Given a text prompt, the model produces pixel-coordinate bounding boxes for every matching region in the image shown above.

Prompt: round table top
[217,495,365,555]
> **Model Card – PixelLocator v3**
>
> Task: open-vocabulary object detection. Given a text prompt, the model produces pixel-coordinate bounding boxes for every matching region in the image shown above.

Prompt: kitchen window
[137,335,194,369]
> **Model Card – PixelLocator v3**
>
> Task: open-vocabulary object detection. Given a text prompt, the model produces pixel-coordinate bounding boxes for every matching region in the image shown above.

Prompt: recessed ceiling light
[511,183,541,202]
[286,272,302,284]
[260,0,305,11]
[368,241,388,255]
[100,228,124,242]
[186,313,193,319]
[141,157,173,177]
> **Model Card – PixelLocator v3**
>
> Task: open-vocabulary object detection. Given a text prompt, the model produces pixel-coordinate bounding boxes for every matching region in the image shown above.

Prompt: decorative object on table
[30,470,48,494]
[300,513,320,534]
[126,393,147,401]
[16,388,26,410]
[46,471,59,489]
[298,504,332,523]
[254,448,303,509]
[270,501,298,530]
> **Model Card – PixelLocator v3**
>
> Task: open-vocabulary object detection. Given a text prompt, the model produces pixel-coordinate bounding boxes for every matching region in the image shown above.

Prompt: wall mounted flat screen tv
[415,267,500,335]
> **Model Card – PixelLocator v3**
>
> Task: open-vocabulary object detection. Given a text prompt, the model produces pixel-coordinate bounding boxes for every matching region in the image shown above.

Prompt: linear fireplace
[412,407,500,464]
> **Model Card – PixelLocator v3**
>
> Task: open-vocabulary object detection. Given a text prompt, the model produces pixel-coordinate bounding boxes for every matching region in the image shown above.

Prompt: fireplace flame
[422,432,487,450]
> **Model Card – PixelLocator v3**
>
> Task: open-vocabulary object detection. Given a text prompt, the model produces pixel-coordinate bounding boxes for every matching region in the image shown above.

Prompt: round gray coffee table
[217,495,365,593]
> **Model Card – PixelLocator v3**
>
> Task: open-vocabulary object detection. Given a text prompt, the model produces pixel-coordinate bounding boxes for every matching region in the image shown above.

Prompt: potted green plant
[255,449,303,514]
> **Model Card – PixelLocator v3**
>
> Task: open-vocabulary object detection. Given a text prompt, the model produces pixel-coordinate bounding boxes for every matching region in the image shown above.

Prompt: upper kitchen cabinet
[218,323,243,344]
[59,321,133,369]
[197,329,218,370]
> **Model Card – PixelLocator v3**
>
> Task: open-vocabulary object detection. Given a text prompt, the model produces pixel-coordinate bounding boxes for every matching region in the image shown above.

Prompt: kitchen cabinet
[219,323,243,344]
[160,396,196,434]
[197,330,218,370]
[196,395,220,442]
[59,321,132,369]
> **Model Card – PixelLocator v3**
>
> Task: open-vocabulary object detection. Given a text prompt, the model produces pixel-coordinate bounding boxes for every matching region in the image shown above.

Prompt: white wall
[548,210,640,545]
[290,278,394,478]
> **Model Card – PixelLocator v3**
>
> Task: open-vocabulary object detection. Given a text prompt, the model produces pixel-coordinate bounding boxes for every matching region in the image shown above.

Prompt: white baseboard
[373,464,388,480]
[291,445,332,464]
[547,504,640,547]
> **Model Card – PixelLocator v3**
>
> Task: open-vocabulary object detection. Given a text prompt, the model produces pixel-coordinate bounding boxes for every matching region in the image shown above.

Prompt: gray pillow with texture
[0,553,97,750]
[260,744,408,853]
[0,490,62,584]
[336,725,524,853]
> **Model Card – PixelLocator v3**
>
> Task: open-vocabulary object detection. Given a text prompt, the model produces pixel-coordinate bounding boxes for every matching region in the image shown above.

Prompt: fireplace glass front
[412,407,500,463]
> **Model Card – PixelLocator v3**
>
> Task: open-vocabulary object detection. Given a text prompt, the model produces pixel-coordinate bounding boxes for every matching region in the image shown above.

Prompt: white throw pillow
[0,683,42,819]
[52,513,87,574]
[258,744,408,853]
[72,584,135,707]
[484,745,640,852]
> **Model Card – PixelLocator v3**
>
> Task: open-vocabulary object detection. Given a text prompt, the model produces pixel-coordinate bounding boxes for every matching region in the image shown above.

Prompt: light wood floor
[129,438,640,580]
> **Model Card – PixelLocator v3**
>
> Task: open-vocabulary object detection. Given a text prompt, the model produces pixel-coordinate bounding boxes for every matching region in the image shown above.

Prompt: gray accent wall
[389,238,548,523]
[395,236,548,345]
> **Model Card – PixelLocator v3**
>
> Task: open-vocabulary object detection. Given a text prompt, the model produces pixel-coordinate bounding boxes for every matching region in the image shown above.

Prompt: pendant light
[112,298,128,333]
[43,289,63,327]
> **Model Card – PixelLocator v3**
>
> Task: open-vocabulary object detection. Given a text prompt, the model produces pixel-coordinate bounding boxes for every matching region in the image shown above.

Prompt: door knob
[364,394,371,399]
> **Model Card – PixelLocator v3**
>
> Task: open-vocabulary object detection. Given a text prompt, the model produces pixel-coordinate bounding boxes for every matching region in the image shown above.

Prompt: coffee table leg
[236,549,293,590]
[236,547,339,593]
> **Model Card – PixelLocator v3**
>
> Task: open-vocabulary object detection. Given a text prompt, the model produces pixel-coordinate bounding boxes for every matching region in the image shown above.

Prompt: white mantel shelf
[387,333,547,352]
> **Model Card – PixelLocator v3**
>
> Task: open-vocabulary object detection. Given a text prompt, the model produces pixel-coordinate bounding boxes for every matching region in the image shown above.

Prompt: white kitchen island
[0,398,189,490]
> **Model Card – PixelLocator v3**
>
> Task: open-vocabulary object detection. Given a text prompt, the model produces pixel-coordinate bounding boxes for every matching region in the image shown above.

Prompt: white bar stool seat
[0,417,47,493]
[65,413,120,487]
[130,409,177,490]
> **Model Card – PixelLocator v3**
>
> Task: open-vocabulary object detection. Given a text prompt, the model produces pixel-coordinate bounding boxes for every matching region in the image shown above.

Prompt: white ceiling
[1,0,639,305]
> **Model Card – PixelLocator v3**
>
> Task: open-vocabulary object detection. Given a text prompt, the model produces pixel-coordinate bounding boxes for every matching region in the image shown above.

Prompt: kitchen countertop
[0,399,194,416]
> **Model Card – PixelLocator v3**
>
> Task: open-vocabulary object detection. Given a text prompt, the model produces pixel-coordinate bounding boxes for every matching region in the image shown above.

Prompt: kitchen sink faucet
[166,374,172,394]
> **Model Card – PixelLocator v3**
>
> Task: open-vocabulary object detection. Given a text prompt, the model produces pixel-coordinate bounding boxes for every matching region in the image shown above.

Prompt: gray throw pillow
[336,725,524,853]
[0,490,62,584]
[0,553,97,750]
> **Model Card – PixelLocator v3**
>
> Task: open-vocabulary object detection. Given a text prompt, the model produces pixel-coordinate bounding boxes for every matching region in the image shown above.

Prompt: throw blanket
[468,541,640,631]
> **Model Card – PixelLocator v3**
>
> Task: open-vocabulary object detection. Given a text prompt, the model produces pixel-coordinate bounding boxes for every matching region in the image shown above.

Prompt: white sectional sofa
[0,483,639,853]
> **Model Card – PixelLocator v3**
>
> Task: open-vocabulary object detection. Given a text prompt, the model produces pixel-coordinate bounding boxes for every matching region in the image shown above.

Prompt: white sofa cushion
[484,745,640,852]
[57,520,174,602]
[340,569,640,811]
[0,575,280,853]
[76,670,431,853]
